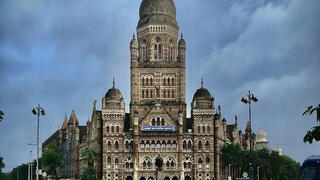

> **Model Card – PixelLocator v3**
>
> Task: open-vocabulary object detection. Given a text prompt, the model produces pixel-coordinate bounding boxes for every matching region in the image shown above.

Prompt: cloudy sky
[0,0,319,171]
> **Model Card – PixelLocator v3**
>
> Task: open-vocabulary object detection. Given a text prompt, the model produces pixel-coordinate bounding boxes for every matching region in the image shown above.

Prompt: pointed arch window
[154,38,162,60]
[108,141,112,150]
[169,40,175,62]
[115,141,119,150]
[183,140,187,149]
[198,141,203,149]
[141,40,147,61]
[107,156,112,164]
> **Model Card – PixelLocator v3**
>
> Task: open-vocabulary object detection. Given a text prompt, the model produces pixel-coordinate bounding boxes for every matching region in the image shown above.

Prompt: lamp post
[241,91,258,180]
[32,104,45,180]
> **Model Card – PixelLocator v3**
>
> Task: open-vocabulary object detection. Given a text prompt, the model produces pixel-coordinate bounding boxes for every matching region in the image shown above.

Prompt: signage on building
[141,126,176,131]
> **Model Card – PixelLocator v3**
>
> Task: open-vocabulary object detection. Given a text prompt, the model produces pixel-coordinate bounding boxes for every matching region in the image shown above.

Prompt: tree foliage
[221,143,300,180]
[80,148,98,180]
[302,104,320,143]
[42,146,63,180]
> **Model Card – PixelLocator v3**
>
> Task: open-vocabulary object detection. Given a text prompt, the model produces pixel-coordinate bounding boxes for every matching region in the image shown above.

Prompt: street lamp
[241,91,258,180]
[32,104,45,180]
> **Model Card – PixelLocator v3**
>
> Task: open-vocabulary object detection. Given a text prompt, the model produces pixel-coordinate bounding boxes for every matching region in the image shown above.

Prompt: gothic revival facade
[43,0,254,180]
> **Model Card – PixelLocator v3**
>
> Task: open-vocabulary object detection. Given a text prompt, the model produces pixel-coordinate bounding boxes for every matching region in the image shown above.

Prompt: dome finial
[181,32,183,39]
[201,77,204,88]
[112,77,115,88]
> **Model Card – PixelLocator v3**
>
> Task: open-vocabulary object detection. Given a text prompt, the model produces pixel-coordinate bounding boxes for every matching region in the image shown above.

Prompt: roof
[68,110,79,126]
[105,80,123,102]
[138,0,178,28]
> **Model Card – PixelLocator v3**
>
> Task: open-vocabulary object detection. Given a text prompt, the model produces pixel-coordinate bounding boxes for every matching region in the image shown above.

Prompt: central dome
[139,0,176,18]
[138,0,178,28]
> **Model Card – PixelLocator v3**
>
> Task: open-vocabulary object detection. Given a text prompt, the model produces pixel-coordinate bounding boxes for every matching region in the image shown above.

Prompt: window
[116,126,119,133]
[171,77,175,86]
[206,156,210,163]
[140,141,145,149]
[107,156,112,164]
[188,140,192,149]
[207,126,211,133]
[202,126,206,134]
[152,119,156,126]
[141,40,147,61]
[115,141,119,150]
[108,141,112,150]
[142,78,145,86]
[111,126,114,133]
[183,140,187,149]
[205,140,210,149]
[106,126,110,133]
[198,141,203,150]
[161,118,165,126]
[142,90,145,98]
[198,126,201,133]
[115,158,119,164]
[172,90,175,98]
[154,38,162,60]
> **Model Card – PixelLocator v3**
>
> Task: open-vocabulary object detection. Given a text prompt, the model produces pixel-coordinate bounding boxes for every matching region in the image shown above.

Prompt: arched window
[198,126,201,133]
[111,126,115,133]
[172,140,177,149]
[198,141,203,149]
[156,140,161,149]
[154,38,162,60]
[106,126,110,133]
[207,126,211,133]
[206,156,210,164]
[150,78,153,86]
[205,140,210,149]
[151,140,156,149]
[188,140,192,149]
[172,77,175,86]
[198,158,203,164]
[140,140,145,149]
[167,78,170,86]
[125,141,130,150]
[130,140,134,150]
[146,140,150,149]
[167,141,172,149]
[116,126,119,133]
[125,162,130,168]
[108,141,112,150]
[202,126,206,134]
[172,90,175,98]
[152,118,156,126]
[156,117,161,126]
[146,90,149,98]
[115,141,119,150]
[162,140,166,149]
[142,78,145,86]
[183,140,187,149]
[115,158,119,164]
[163,78,166,86]
[107,156,112,164]
[143,161,147,169]
[163,90,166,98]
[130,162,134,168]
[161,118,165,126]
[141,40,147,61]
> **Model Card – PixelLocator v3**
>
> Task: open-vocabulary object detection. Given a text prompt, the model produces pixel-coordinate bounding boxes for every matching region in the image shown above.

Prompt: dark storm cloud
[0,0,319,171]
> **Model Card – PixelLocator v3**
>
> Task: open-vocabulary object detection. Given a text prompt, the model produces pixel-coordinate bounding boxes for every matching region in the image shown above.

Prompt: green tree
[221,143,300,180]
[42,146,63,180]
[302,104,320,143]
[80,148,97,180]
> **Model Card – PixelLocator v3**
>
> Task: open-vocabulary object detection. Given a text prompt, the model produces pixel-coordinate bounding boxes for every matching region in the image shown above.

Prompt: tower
[130,0,187,132]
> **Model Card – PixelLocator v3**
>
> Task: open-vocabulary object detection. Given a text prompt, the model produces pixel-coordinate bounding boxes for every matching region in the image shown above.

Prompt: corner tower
[130,0,186,131]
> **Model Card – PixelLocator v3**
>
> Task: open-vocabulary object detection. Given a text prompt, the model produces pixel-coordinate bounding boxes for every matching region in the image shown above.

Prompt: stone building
[43,0,254,180]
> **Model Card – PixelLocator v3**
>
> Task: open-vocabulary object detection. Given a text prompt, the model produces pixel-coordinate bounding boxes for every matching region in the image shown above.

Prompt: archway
[140,177,146,180]
[172,176,178,180]
[148,177,154,180]
[164,177,170,180]
[185,176,191,180]
[126,176,133,180]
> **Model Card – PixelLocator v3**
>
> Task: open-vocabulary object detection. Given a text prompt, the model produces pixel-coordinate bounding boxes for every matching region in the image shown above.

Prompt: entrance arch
[185,176,191,180]
[148,177,154,180]
[172,176,178,180]
[164,177,170,180]
[140,177,146,180]
[126,176,133,180]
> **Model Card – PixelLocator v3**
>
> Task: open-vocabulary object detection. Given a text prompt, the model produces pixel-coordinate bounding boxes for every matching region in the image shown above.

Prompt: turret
[130,33,138,64]
[178,33,186,63]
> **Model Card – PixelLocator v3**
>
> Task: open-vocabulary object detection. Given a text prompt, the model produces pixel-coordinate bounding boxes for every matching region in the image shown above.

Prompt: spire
[64,112,68,121]
[181,32,183,39]
[133,33,136,39]
[235,115,238,126]
[201,78,204,88]
[68,110,79,126]
[112,77,115,88]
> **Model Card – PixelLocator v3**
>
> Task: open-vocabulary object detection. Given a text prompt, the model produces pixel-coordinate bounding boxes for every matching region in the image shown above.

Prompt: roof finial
[181,32,183,39]
[64,112,68,121]
[133,33,135,39]
[235,115,238,126]
[112,77,115,88]
[201,77,204,88]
